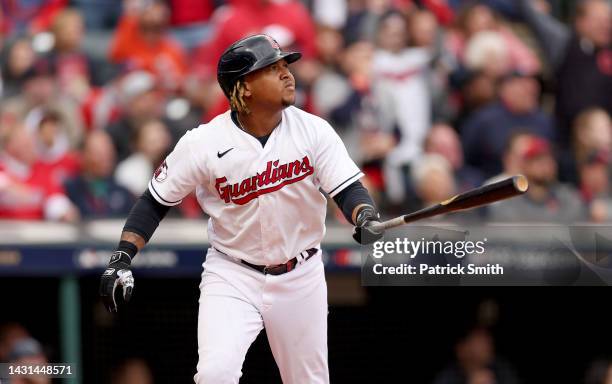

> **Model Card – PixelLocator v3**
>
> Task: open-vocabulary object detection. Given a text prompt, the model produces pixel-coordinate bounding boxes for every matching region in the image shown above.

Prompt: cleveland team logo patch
[215,156,314,205]
[154,160,168,182]
[264,35,281,49]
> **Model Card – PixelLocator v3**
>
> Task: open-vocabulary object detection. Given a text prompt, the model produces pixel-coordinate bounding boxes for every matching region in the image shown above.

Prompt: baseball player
[99,34,384,383]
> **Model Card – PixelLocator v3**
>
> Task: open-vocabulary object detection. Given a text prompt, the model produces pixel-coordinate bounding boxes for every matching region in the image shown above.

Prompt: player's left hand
[352,206,384,245]
[99,251,134,313]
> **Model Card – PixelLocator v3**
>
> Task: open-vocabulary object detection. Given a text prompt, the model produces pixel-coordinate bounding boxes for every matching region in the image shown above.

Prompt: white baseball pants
[193,248,329,384]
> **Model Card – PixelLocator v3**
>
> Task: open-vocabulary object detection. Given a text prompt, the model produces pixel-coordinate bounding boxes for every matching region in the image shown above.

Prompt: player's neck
[237,109,282,137]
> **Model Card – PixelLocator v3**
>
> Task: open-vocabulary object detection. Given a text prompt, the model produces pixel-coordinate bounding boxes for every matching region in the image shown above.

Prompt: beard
[281,94,296,107]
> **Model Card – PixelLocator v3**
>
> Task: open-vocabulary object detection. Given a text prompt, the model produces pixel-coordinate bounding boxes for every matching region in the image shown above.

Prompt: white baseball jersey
[149,106,363,265]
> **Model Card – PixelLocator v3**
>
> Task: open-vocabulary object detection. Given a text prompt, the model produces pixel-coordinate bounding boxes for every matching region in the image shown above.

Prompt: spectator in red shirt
[192,0,318,120]
[109,0,188,91]
[0,125,78,221]
[26,109,81,184]
[194,0,317,79]
[167,0,216,50]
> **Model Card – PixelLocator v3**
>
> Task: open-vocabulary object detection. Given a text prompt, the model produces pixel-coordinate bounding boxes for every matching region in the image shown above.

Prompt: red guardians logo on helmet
[215,156,314,205]
[154,160,168,182]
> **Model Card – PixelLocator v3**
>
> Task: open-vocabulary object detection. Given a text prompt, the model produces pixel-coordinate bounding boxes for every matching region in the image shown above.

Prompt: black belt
[241,248,318,275]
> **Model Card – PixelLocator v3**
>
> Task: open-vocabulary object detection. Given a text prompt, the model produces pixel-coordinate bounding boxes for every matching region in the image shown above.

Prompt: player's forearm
[120,231,146,251]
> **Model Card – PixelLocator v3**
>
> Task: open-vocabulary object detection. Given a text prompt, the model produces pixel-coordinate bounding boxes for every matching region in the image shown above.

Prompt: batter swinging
[99,34,384,383]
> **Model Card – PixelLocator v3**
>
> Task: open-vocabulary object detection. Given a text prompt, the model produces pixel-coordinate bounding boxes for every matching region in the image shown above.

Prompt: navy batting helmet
[217,34,302,98]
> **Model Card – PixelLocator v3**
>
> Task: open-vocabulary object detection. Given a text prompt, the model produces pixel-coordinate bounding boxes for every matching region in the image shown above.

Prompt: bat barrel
[439,174,528,211]
[370,175,529,232]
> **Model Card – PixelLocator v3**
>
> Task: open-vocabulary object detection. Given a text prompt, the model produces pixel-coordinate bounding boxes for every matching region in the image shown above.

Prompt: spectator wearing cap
[579,149,612,222]
[460,71,554,179]
[518,0,612,148]
[105,70,167,161]
[488,136,585,223]
[109,0,188,91]
[0,125,78,222]
[64,131,135,218]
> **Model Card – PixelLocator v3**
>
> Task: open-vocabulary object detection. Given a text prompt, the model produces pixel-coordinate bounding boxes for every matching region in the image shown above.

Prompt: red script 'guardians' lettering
[215,156,314,205]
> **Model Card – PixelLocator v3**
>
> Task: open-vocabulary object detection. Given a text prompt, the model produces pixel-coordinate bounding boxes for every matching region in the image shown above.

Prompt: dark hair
[38,109,63,127]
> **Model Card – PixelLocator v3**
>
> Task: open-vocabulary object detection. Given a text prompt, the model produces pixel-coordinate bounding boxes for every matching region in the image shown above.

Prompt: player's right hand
[99,251,134,313]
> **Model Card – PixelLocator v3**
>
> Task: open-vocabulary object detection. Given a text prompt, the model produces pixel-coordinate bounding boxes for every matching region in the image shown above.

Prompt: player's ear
[242,80,252,97]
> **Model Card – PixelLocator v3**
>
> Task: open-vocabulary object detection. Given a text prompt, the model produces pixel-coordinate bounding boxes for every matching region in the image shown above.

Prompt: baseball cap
[521,136,551,160]
[119,71,157,103]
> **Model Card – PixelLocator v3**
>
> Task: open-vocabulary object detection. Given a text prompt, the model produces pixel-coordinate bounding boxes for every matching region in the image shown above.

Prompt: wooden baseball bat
[371,175,529,231]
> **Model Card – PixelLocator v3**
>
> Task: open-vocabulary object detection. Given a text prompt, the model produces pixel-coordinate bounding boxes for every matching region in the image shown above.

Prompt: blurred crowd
[0,0,610,224]
[0,322,155,384]
[3,314,612,384]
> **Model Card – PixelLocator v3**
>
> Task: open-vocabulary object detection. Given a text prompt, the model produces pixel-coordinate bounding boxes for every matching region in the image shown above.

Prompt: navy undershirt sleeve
[332,180,375,225]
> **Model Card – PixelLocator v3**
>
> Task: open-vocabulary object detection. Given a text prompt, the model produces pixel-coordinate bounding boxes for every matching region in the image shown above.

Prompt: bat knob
[513,175,529,193]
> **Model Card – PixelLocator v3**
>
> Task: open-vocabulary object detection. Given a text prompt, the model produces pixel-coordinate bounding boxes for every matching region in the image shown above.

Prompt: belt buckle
[262,265,271,275]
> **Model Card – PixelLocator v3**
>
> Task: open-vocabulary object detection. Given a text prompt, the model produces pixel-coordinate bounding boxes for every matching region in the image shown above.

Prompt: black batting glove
[352,206,384,245]
[99,243,136,313]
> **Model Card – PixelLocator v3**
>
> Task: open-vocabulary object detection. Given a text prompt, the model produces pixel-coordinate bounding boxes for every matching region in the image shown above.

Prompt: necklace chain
[236,114,246,131]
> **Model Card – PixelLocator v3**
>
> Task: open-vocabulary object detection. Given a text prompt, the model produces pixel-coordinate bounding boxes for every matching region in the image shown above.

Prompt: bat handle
[369,217,404,232]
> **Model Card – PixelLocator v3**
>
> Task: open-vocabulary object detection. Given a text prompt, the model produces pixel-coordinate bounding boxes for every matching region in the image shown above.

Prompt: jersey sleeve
[148,131,204,206]
[314,120,364,197]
